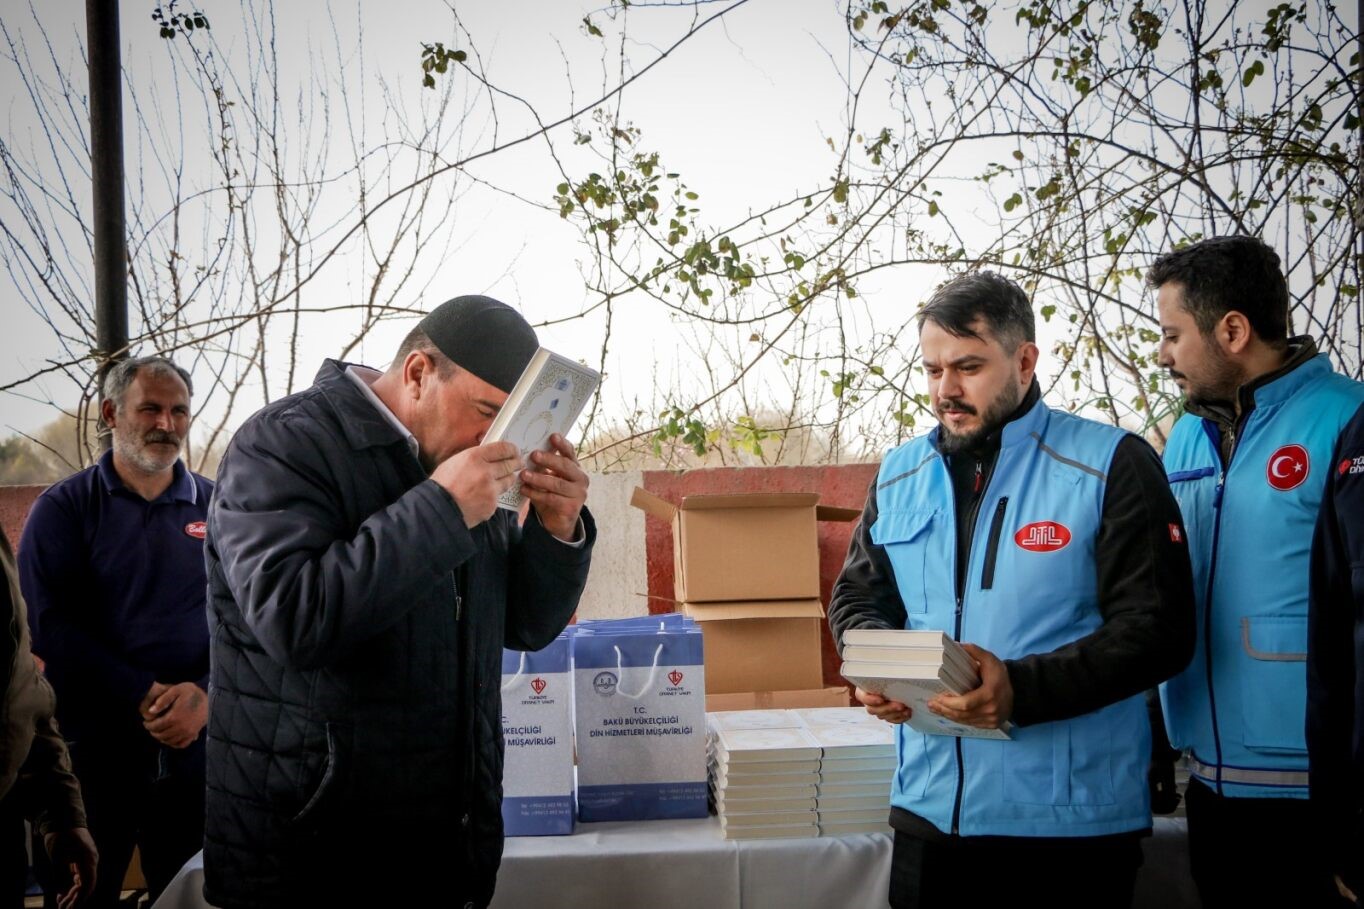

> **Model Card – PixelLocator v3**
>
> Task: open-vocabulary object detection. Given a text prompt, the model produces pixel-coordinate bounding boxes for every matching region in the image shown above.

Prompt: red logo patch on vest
[1014,521,1071,552]
[667,670,684,687]
[1341,459,1353,476]
[1266,444,1309,491]
[184,521,207,540]
[530,677,547,695]
[1169,524,1184,544]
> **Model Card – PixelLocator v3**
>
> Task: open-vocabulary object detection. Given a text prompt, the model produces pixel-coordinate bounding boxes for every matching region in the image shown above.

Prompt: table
[154,816,1197,908]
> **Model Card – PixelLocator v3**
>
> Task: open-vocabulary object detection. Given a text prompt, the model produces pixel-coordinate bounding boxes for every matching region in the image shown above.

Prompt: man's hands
[139,681,208,749]
[855,643,1014,731]
[430,435,588,537]
[519,434,589,542]
[44,826,97,909]
[431,442,523,528]
[854,687,911,724]
[926,643,1014,729]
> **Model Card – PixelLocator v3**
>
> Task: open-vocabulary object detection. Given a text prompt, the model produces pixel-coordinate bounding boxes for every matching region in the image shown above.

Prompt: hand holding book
[923,642,1014,730]
[518,432,589,542]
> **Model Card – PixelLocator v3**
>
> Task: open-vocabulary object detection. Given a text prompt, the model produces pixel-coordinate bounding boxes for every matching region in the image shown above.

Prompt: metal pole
[87,0,127,451]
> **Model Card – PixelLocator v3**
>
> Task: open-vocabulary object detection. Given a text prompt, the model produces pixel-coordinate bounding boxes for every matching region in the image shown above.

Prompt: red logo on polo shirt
[530,677,547,695]
[184,521,207,540]
[1266,444,1309,491]
[1169,524,1184,543]
[668,671,685,687]
[1014,521,1071,552]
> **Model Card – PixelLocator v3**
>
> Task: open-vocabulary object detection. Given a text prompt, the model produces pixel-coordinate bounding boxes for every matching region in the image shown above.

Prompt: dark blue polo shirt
[17,451,212,741]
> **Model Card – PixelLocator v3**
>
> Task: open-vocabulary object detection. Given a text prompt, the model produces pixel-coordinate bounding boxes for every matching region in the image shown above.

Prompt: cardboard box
[705,686,852,712]
[682,599,826,694]
[631,488,859,603]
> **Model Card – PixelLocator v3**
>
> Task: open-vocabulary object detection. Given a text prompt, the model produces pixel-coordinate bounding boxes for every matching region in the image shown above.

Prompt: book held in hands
[483,347,601,511]
[839,628,1013,740]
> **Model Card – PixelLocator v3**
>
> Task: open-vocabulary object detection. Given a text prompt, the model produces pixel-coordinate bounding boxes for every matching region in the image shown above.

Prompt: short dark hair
[1146,236,1289,345]
[917,271,1036,351]
[392,327,457,377]
[101,356,193,412]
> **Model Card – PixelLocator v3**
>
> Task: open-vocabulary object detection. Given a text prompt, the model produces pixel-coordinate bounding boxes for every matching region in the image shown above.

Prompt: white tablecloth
[154,816,1197,909]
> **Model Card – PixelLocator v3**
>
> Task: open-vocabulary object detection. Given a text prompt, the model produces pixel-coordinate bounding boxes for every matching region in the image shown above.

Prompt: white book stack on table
[838,628,1014,740]
[707,708,895,840]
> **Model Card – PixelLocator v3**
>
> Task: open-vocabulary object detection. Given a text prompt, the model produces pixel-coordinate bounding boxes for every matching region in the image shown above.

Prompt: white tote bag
[500,633,575,835]
[572,619,707,821]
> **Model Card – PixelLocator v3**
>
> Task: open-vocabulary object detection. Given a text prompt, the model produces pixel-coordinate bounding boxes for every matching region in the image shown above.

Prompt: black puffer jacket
[203,360,593,908]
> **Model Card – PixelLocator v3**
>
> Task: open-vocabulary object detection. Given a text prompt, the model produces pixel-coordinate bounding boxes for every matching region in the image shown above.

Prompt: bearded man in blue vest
[1153,235,1364,908]
[830,271,1196,909]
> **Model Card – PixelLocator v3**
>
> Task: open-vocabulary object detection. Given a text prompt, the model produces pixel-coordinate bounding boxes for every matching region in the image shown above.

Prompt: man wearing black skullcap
[202,295,594,908]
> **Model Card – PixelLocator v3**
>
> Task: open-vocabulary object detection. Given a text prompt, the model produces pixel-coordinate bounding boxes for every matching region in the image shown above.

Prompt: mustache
[143,430,181,446]
[936,399,977,416]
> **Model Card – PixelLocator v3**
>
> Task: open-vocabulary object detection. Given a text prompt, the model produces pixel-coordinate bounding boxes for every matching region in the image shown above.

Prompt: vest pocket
[1000,712,1115,806]
[1238,615,1309,755]
[870,510,937,614]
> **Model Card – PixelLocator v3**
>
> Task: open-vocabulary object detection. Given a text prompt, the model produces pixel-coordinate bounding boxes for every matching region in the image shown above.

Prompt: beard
[1173,337,1243,407]
[113,426,182,474]
[936,381,1025,455]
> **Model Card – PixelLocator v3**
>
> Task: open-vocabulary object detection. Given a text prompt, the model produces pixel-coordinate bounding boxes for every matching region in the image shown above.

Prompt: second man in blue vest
[1153,235,1364,907]
[829,272,1196,909]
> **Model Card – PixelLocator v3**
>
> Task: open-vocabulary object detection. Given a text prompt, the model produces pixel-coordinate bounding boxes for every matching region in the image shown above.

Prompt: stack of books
[838,628,1012,740]
[707,707,895,840]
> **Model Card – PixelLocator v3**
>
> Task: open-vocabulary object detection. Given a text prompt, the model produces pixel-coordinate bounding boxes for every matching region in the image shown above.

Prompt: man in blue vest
[1308,402,1364,905]
[830,271,1196,908]
[1154,235,1364,907]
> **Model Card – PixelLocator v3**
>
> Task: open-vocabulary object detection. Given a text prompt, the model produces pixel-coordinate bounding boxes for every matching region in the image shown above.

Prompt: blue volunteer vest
[872,398,1150,837]
[1160,353,1364,799]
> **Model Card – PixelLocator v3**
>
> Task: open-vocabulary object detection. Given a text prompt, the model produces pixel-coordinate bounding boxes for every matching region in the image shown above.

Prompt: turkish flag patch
[1266,444,1309,491]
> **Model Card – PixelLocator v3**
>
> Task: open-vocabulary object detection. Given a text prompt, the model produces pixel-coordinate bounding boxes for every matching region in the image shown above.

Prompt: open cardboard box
[631,488,859,603]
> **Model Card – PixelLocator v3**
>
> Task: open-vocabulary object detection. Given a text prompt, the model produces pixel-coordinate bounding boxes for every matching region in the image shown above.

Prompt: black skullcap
[417,295,539,393]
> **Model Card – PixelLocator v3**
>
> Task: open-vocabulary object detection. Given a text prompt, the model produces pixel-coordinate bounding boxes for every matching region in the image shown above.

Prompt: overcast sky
[1,0,903,442]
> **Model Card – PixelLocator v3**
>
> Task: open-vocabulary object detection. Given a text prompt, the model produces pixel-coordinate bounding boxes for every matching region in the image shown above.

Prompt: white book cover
[840,671,1013,740]
[483,348,600,511]
[707,710,802,732]
[801,721,895,758]
[711,725,823,762]
[791,707,885,729]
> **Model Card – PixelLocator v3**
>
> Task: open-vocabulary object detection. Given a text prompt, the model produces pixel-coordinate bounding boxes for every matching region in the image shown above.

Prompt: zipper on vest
[949,457,996,836]
[979,497,1009,590]
[453,575,463,622]
[1199,418,1234,793]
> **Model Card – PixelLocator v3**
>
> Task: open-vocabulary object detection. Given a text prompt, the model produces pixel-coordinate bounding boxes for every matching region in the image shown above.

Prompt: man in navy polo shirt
[18,356,212,908]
